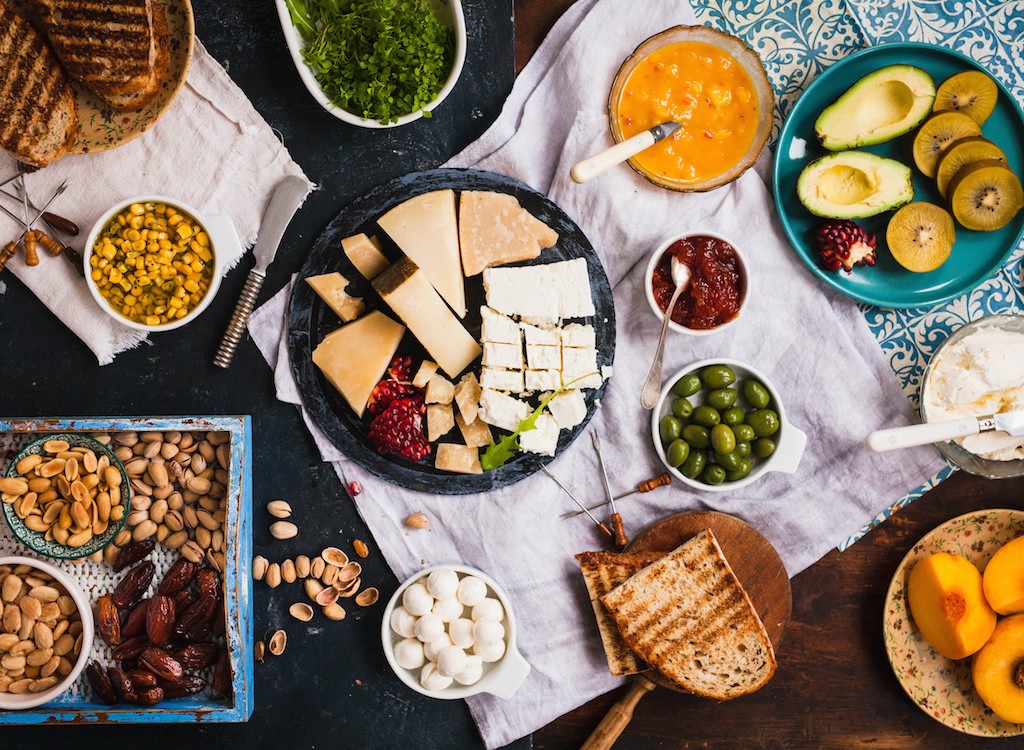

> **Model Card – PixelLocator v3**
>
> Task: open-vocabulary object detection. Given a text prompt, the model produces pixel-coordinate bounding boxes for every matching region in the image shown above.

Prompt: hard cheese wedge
[306,272,365,322]
[341,233,390,280]
[373,257,481,378]
[459,190,559,276]
[377,190,466,318]
[311,311,405,418]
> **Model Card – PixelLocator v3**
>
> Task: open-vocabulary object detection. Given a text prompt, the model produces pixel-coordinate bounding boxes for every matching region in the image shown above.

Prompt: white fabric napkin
[0,40,309,365]
[249,0,949,745]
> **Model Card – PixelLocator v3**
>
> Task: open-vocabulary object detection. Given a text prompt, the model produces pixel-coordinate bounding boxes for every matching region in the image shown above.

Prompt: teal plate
[773,43,1024,309]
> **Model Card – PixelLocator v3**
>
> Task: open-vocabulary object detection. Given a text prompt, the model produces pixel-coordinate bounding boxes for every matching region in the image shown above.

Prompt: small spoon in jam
[641,256,691,409]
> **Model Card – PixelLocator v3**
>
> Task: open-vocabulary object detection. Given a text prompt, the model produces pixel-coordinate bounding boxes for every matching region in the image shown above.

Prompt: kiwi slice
[886,202,956,272]
[947,159,1024,231]
[912,111,982,178]
[935,136,1006,198]
[933,70,999,125]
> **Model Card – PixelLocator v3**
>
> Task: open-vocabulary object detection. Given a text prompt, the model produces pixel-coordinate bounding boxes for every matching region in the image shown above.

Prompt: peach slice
[983,535,1024,615]
[908,552,996,660]
[972,613,1024,723]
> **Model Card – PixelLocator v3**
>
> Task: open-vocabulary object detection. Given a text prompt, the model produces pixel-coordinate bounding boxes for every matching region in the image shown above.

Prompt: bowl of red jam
[645,231,749,335]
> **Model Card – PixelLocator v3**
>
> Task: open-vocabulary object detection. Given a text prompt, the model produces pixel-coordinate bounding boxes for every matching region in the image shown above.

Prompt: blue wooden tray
[0,417,253,724]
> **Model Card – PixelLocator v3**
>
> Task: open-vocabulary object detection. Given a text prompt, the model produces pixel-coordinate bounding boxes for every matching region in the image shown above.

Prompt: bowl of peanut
[0,556,94,709]
[2,434,130,560]
[83,197,241,332]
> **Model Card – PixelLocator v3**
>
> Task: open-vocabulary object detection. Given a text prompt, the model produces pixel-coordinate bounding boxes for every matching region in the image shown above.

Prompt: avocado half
[815,65,936,150]
[797,151,914,219]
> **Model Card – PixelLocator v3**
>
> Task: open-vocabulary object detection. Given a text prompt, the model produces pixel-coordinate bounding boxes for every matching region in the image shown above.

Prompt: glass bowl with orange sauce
[609,26,774,192]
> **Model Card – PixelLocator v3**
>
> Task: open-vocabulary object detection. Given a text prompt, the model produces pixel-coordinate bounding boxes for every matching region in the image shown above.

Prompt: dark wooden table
[515,2,1024,748]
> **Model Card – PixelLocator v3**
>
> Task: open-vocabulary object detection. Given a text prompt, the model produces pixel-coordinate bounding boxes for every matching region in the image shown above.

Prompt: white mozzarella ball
[472,618,506,645]
[389,606,418,638]
[474,639,506,663]
[403,582,435,616]
[432,597,464,623]
[424,633,453,662]
[471,597,505,623]
[414,612,445,643]
[420,662,453,691]
[453,655,484,686]
[393,637,425,670]
[426,569,460,600]
[456,576,488,607]
[436,645,469,678]
[448,617,475,649]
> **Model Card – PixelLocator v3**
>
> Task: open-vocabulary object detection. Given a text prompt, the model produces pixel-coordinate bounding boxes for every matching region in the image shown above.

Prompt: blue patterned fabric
[690,0,1023,546]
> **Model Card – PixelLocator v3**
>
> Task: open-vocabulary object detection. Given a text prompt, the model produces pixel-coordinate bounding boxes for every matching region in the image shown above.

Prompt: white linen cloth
[249,0,949,745]
[0,41,309,365]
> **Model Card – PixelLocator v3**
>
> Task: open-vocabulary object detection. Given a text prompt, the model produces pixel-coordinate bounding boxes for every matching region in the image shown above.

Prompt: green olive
[681,424,710,449]
[671,397,693,419]
[752,438,777,458]
[666,439,690,468]
[701,364,736,389]
[681,451,706,479]
[742,379,771,409]
[735,441,751,457]
[725,458,753,481]
[671,373,702,397]
[733,424,756,443]
[710,424,736,455]
[659,415,682,444]
[714,450,742,472]
[706,388,738,410]
[722,406,745,426]
[748,409,780,437]
[691,405,721,428]
[702,464,727,485]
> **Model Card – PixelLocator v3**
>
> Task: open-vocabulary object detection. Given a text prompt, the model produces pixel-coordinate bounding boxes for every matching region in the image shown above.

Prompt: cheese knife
[570,121,680,184]
[591,430,628,549]
[866,410,1024,452]
[214,175,307,369]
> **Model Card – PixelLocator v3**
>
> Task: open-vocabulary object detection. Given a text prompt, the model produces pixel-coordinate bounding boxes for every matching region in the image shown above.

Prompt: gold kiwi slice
[886,202,956,272]
[912,111,982,178]
[935,136,1006,198]
[947,159,1024,231]
[933,70,999,125]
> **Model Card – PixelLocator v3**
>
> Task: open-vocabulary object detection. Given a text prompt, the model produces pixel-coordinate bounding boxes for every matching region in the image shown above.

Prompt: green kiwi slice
[886,202,956,272]
[935,136,1006,198]
[933,70,999,125]
[947,159,1024,231]
[912,111,982,178]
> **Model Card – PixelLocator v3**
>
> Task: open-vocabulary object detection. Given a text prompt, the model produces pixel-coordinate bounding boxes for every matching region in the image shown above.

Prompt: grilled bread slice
[600,529,777,700]
[576,551,664,676]
[102,2,169,112]
[0,3,78,166]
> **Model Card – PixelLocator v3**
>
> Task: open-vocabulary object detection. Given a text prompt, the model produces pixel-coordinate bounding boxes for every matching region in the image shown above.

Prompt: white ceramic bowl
[652,358,806,492]
[0,556,95,711]
[381,564,530,700]
[274,0,467,128]
[644,230,751,336]
[82,195,240,332]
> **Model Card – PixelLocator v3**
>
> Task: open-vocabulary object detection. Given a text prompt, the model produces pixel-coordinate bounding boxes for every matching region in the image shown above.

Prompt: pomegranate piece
[386,354,415,382]
[367,380,421,415]
[815,220,877,273]
[368,397,431,462]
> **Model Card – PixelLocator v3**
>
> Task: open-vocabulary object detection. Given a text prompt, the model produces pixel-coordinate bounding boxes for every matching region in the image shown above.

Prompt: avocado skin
[815,64,936,151]
[798,151,914,219]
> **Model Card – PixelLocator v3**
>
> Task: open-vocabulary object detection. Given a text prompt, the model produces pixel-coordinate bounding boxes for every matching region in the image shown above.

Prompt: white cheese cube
[482,341,523,369]
[547,390,587,429]
[480,367,524,393]
[518,414,558,456]
[480,306,521,345]
[561,323,596,349]
[561,347,598,377]
[526,344,560,370]
[478,389,531,433]
[525,369,561,392]
[484,259,593,326]
[521,322,560,346]
[564,372,603,389]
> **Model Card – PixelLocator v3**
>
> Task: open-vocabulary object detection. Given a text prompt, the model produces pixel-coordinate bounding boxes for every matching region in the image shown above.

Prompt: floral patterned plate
[11,0,194,156]
[884,509,1024,736]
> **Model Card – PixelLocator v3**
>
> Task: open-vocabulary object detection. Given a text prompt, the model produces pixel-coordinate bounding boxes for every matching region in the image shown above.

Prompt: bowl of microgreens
[277,0,466,127]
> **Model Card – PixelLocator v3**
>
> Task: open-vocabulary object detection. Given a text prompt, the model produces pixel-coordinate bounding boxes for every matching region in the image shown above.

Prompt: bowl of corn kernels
[83,197,241,331]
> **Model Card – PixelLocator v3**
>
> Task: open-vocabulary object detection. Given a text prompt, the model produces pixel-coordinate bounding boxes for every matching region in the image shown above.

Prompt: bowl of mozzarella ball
[381,564,531,699]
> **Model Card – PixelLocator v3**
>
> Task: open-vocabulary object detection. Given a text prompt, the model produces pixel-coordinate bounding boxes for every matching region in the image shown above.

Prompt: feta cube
[563,371,603,389]
[526,344,560,370]
[547,390,587,429]
[478,389,531,433]
[521,322,560,346]
[518,414,559,456]
[483,259,595,325]
[561,347,598,376]
[561,323,596,349]
[482,341,523,369]
[479,367,524,393]
[525,369,561,392]
[480,306,521,345]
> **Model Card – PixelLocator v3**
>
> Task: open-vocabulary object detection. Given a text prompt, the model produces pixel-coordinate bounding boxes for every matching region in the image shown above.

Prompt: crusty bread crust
[102,1,169,111]
[600,529,777,700]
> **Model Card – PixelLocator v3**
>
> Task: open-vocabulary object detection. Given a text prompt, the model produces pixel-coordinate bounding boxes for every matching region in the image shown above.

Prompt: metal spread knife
[213,175,307,369]
[867,410,1024,452]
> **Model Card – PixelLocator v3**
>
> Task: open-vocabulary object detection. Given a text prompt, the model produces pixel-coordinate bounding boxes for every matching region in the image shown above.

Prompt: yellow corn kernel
[168,297,183,309]
[91,269,103,281]
[129,203,145,215]
[167,213,182,227]
[108,269,123,283]
[175,307,188,319]
[129,215,144,230]
[101,245,117,260]
[183,279,200,293]
[144,315,160,326]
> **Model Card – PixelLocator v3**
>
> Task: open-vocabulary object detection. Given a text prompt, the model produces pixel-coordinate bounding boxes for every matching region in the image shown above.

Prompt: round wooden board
[628,510,792,693]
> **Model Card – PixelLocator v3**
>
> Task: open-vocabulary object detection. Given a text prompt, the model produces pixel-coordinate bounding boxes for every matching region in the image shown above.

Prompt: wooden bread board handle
[580,674,657,750]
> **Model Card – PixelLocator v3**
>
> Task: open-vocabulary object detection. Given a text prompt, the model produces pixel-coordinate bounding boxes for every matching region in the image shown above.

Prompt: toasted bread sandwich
[0,2,78,166]
[600,529,777,700]
[576,550,664,676]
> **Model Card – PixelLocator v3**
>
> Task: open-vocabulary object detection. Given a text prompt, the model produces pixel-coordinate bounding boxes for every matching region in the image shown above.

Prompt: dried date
[172,594,215,643]
[132,686,165,706]
[157,558,197,596]
[172,589,195,613]
[112,538,156,572]
[140,647,183,682]
[128,669,159,689]
[107,666,137,704]
[212,649,231,696]
[110,636,150,662]
[96,595,121,648]
[112,561,155,609]
[173,642,219,669]
[121,598,151,639]
[195,568,220,600]
[86,661,117,705]
[146,595,176,646]
[159,675,205,699]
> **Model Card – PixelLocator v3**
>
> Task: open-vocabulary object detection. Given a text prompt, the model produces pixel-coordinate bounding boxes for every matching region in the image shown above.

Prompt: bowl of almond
[0,556,94,709]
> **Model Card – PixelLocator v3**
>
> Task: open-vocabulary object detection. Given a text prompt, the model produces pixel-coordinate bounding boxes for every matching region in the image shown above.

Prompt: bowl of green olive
[652,359,806,491]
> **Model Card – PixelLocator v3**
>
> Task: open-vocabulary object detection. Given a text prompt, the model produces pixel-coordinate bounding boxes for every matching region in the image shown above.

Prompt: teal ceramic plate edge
[772,42,1024,309]
[0,417,253,724]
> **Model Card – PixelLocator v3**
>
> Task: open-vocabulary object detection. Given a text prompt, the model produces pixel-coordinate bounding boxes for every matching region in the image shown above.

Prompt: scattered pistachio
[403,513,429,529]
[265,563,282,589]
[252,555,269,581]
[266,500,292,519]
[304,578,324,602]
[268,630,287,656]
[322,603,346,621]
[355,587,379,607]
[353,539,369,558]
[288,603,314,623]
[321,547,348,567]
[254,640,266,664]
[315,587,339,607]
[280,559,297,584]
[295,555,311,579]
[270,522,298,540]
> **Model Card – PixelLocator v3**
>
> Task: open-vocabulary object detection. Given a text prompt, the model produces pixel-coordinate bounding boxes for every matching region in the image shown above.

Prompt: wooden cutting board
[581,510,792,750]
